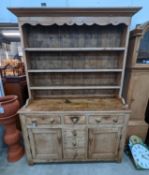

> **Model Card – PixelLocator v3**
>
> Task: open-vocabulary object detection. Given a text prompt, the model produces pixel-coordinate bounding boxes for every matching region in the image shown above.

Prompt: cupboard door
[88,128,121,160]
[28,128,62,161]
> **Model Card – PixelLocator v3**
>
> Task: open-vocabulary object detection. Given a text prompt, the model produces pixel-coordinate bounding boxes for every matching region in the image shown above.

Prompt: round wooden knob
[72,142,77,147]
[32,120,37,127]
[72,130,77,136]
[95,118,101,123]
[113,119,118,123]
[73,152,78,159]
[50,118,55,124]
[71,116,79,124]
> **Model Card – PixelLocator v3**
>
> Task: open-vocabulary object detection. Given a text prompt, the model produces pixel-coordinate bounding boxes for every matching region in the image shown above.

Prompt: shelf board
[28,69,123,73]
[34,94,115,99]
[24,47,125,52]
[30,86,120,90]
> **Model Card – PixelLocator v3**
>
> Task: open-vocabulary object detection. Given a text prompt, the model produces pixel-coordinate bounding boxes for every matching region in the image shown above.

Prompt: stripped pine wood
[9,7,141,164]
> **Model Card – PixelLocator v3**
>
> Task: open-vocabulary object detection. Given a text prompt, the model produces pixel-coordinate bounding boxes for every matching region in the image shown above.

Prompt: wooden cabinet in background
[9,7,140,164]
[3,75,28,106]
[123,23,149,140]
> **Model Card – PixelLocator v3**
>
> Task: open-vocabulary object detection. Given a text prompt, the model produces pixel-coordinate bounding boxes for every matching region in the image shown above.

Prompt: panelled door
[28,128,62,162]
[88,127,121,160]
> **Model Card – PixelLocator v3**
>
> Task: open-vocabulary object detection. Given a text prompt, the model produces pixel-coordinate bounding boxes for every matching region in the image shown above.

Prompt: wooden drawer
[64,115,86,124]
[63,148,86,159]
[63,129,86,148]
[26,115,61,125]
[63,129,85,137]
[88,115,124,125]
[63,137,86,148]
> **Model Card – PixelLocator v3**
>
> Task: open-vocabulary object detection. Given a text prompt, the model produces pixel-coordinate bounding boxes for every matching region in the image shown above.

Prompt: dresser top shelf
[8,7,141,17]
[8,7,141,27]
[20,98,129,113]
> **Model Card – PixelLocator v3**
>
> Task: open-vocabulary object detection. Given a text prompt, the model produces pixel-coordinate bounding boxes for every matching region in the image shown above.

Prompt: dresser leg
[28,160,34,165]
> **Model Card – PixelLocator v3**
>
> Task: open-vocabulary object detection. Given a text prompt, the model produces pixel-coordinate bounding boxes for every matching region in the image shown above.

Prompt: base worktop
[19,98,130,164]
[20,98,128,112]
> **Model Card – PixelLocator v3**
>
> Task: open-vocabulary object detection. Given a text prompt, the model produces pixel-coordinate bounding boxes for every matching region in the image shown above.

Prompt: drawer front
[64,115,86,124]
[88,115,124,125]
[63,129,86,148]
[63,137,86,148]
[63,129,85,137]
[26,115,61,125]
[63,148,86,159]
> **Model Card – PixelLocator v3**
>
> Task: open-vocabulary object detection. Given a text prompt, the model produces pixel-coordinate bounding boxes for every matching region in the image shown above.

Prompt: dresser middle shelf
[27,69,123,73]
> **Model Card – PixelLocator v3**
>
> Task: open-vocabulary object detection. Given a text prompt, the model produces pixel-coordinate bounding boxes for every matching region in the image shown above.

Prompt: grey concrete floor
[0,149,148,175]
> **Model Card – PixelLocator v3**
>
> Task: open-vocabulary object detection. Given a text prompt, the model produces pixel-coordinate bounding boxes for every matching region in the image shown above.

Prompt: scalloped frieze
[19,17,130,26]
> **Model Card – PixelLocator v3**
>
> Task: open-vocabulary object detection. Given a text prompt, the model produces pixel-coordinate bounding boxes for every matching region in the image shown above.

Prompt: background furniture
[123,22,149,141]
[9,7,140,164]
[3,76,28,129]
[3,75,28,106]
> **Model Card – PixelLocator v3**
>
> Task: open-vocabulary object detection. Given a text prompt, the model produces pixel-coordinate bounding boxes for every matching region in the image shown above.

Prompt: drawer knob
[113,119,118,123]
[72,130,77,136]
[71,116,79,124]
[32,120,37,127]
[50,118,55,124]
[73,152,78,159]
[72,142,77,147]
[95,119,101,123]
